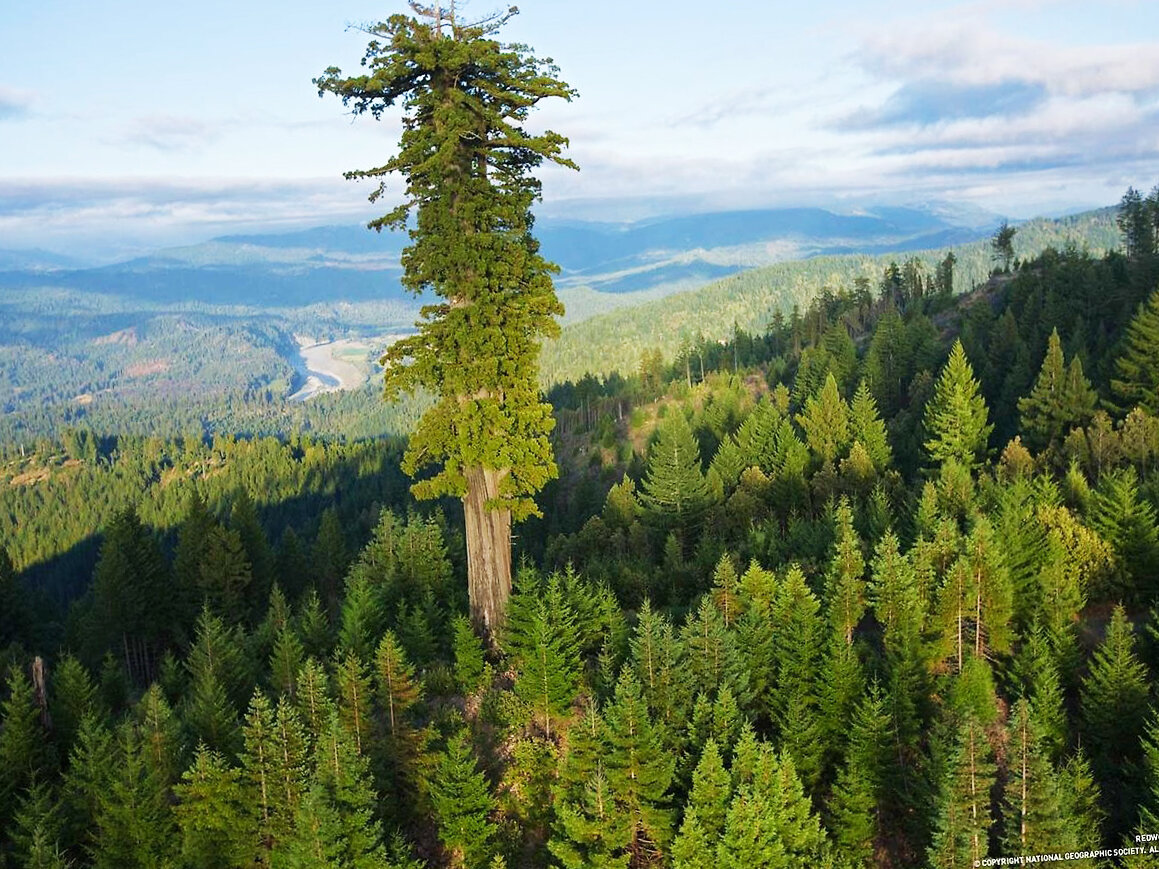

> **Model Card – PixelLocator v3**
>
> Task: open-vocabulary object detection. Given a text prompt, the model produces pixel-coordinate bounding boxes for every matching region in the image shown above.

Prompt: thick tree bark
[463,465,512,642]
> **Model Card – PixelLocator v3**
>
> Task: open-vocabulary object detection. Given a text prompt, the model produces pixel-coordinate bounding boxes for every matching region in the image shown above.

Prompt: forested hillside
[0,207,1120,447]
[2,186,1159,869]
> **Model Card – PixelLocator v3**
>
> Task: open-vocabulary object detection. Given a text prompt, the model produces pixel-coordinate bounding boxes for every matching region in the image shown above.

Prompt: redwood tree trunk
[463,465,512,641]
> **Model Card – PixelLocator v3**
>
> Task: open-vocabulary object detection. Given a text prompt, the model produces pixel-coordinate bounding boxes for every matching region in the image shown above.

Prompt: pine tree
[294,657,333,742]
[334,653,373,757]
[452,614,486,696]
[797,372,851,465]
[1088,467,1159,603]
[1112,288,1159,414]
[0,546,29,648]
[506,577,581,739]
[0,666,55,835]
[1019,328,1097,453]
[430,733,497,869]
[550,768,632,869]
[61,712,115,857]
[297,589,333,660]
[826,499,866,646]
[671,809,714,869]
[687,738,732,839]
[313,507,349,617]
[639,411,713,546]
[11,777,66,869]
[1081,605,1151,838]
[241,690,299,860]
[604,670,676,860]
[680,596,749,710]
[629,600,688,734]
[295,712,387,869]
[229,488,274,618]
[848,379,892,471]
[924,340,993,470]
[719,746,832,868]
[1002,699,1071,859]
[769,566,825,790]
[269,624,305,699]
[90,722,178,869]
[173,744,251,868]
[199,524,253,621]
[337,575,385,664]
[829,685,890,868]
[49,654,99,762]
[927,714,996,869]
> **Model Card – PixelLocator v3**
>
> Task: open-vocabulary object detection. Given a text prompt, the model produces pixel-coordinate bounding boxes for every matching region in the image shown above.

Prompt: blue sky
[2,0,1158,257]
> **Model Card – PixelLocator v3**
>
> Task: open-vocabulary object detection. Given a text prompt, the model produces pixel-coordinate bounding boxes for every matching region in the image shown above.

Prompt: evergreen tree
[797,372,851,465]
[1081,605,1151,838]
[173,744,251,868]
[550,768,632,869]
[337,575,385,664]
[452,614,487,696]
[0,546,29,648]
[0,666,55,836]
[90,722,178,869]
[719,747,832,869]
[1019,328,1098,455]
[604,669,676,861]
[1088,467,1159,603]
[826,499,866,646]
[629,600,687,733]
[506,577,581,739]
[848,380,892,471]
[1002,699,1071,859]
[430,733,497,869]
[295,657,333,743]
[334,653,373,757]
[316,5,576,637]
[770,566,826,789]
[198,524,253,621]
[687,738,731,840]
[49,655,99,763]
[828,685,890,868]
[269,624,305,699]
[1112,288,1159,414]
[671,809,714,869]
[293,712,387,869]
[229,488,274,618]
[639,411,713,546]
[924,340,993,469]
[927,714,996,869]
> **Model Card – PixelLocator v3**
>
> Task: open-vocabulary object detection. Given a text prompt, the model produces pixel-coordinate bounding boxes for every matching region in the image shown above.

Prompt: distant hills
[0,201,1125,442]
[0,204,1002,311]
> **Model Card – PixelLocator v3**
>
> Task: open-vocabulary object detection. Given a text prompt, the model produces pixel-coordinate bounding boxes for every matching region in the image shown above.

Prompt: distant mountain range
[0,204,1002,308]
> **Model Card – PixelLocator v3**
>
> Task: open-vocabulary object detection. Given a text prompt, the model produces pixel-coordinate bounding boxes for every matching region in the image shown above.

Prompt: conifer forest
[7,5,1159,869]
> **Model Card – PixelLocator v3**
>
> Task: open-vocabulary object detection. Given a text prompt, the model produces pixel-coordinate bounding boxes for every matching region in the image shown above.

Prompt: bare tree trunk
[463,465,512,642]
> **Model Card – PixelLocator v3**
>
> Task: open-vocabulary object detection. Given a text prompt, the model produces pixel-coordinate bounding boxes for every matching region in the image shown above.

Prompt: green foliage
[1081,605,1151,838]
[505,575,581,739]
[928,714,995,868]
[1113,288,1159,414]
[316,7,575,520]
[430,733,497,869]
[173,744,251,868]
[640,411,713,540]
[924,340,993,469]
[797,373,850,465]
[1018,328,1096,454]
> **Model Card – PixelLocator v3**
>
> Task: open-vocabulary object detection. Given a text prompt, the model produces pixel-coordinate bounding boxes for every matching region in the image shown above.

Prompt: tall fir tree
[430,733,497,869]
[639,411,713,548]
[1112,288,1159,414]
[924,340,993,470]
[1081,604,1151,839]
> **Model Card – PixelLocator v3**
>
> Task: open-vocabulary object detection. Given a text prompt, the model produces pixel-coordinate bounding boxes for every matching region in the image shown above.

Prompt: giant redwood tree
[316,4,577,637]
